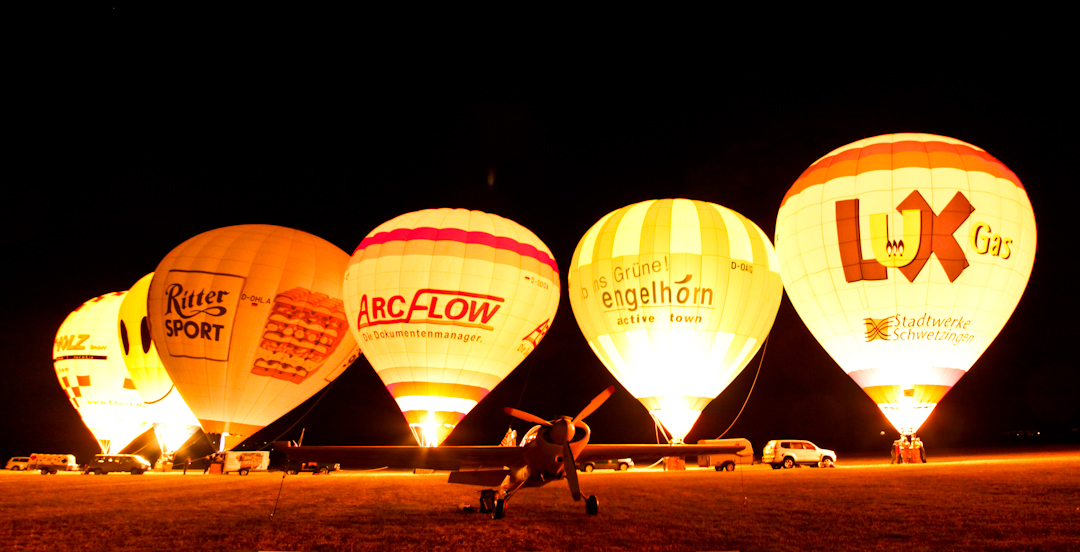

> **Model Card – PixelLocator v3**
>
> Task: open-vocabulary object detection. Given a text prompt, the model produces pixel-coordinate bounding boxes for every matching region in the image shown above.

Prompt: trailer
[207,451,269,475]
[28,453,78,474]
[696,438,754,471]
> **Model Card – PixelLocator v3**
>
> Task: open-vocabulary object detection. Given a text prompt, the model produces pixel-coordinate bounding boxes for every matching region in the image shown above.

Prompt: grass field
[2,449,1077,551]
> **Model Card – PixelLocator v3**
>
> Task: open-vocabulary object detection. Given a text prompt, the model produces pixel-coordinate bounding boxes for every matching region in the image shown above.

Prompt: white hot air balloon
[53,292,151,454]
[343,209,561,446]
[774,134,1037,437]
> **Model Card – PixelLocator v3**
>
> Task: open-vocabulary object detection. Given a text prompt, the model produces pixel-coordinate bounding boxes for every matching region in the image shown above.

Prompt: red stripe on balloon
[355,227,559,273]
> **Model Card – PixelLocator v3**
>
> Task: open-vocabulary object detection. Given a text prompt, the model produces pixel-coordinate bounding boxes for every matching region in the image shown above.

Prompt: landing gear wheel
[783,457,795,469]
[479,490,496,513]
[492,498,506,520]
[585,495,599,515]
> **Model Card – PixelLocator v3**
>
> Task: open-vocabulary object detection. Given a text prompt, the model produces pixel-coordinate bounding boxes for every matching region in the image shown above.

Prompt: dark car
[83,454,151,475]
[285,460,340,475]
[580,458,633,472]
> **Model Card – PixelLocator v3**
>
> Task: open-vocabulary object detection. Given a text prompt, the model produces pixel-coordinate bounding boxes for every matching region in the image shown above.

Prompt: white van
[6,457,31,470]
[696,438,754,471]
[28,453,78,474]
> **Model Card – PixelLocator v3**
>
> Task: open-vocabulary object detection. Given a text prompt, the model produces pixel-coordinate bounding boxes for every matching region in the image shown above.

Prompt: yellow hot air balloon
[119,273,201,456]
[774,133,1037,436]
[344,209,561,446]
[53,292,151,454]
[147,225,360,451]
[568,199,784,443]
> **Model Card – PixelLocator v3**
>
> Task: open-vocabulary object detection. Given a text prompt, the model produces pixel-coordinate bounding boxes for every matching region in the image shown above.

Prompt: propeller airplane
[274,386,747,519]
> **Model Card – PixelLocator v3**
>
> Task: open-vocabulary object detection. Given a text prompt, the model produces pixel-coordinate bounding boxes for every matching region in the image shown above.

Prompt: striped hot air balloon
[53,292,151,454]
[344,209,560,447]
[568,199,784,443]
[774,133,1037,436]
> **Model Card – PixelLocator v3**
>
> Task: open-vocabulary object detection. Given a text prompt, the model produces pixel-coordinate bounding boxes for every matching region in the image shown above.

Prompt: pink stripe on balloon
[356,227,559,272]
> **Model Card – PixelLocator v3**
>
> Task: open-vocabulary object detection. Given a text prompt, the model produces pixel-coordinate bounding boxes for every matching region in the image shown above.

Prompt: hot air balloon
[147,225,360,451]
[53,292,151,454]
[773,133,1037,438]
[568,199,784,443]
[119,273,201,458]
[344,209,560,446]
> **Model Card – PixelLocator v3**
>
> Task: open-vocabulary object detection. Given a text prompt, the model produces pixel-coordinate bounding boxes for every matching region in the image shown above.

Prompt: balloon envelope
[344,209,560,446]
[53,292,151,454]
[147,225,360,450]
[119,273,201,453]
[774,133,1037,435]
[568,199,783,442]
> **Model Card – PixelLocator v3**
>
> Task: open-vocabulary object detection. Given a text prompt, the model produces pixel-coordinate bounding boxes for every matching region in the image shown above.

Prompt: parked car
[580,458,633,472]
[6,457,31,471]
[83,454,152,475]
[285,460,341,475]
[762,440,836,469]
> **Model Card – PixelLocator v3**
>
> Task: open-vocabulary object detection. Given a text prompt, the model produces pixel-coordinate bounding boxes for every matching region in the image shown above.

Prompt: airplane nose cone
[549,417,575,445]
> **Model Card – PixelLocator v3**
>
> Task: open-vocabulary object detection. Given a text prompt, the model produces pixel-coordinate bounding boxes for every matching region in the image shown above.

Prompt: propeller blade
[505,407,552,427]
[574,386,615,424]
[563,441,581,501]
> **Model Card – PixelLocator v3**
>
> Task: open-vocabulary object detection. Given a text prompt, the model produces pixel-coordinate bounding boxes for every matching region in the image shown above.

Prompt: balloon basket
[663,456,686,471]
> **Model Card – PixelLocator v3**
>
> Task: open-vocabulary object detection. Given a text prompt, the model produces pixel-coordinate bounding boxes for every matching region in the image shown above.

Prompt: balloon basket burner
[664,456,686,471]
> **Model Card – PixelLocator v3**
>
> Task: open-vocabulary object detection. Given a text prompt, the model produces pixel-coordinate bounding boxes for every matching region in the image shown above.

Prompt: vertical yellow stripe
[751,222,779,272]
[714,205,753,261]
[611,201,654,258]
[670,199,702,255]
[597,334,629,374]
[576,211,615,270]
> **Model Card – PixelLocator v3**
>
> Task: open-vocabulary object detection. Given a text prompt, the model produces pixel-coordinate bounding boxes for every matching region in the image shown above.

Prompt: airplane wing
[273,442,526,471]
[578,443,747,463]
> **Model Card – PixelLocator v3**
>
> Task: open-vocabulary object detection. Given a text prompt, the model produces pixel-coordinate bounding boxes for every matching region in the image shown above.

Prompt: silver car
[762,440,836,469]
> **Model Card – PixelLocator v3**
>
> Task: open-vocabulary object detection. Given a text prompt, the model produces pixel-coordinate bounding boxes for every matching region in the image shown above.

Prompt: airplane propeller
[504,386,616,502]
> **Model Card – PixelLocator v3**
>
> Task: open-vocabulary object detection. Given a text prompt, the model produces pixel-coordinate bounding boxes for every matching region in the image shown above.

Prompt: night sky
[4,34,1075,463]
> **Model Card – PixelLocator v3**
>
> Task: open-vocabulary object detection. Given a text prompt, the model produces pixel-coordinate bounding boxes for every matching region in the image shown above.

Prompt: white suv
[762,440,836,469]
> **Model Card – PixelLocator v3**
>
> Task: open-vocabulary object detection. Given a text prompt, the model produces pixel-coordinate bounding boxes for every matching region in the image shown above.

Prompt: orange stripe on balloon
[388,381,490,402]
[861,384,952,405]
[780,140,1023,208]
[401,410,468,426]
